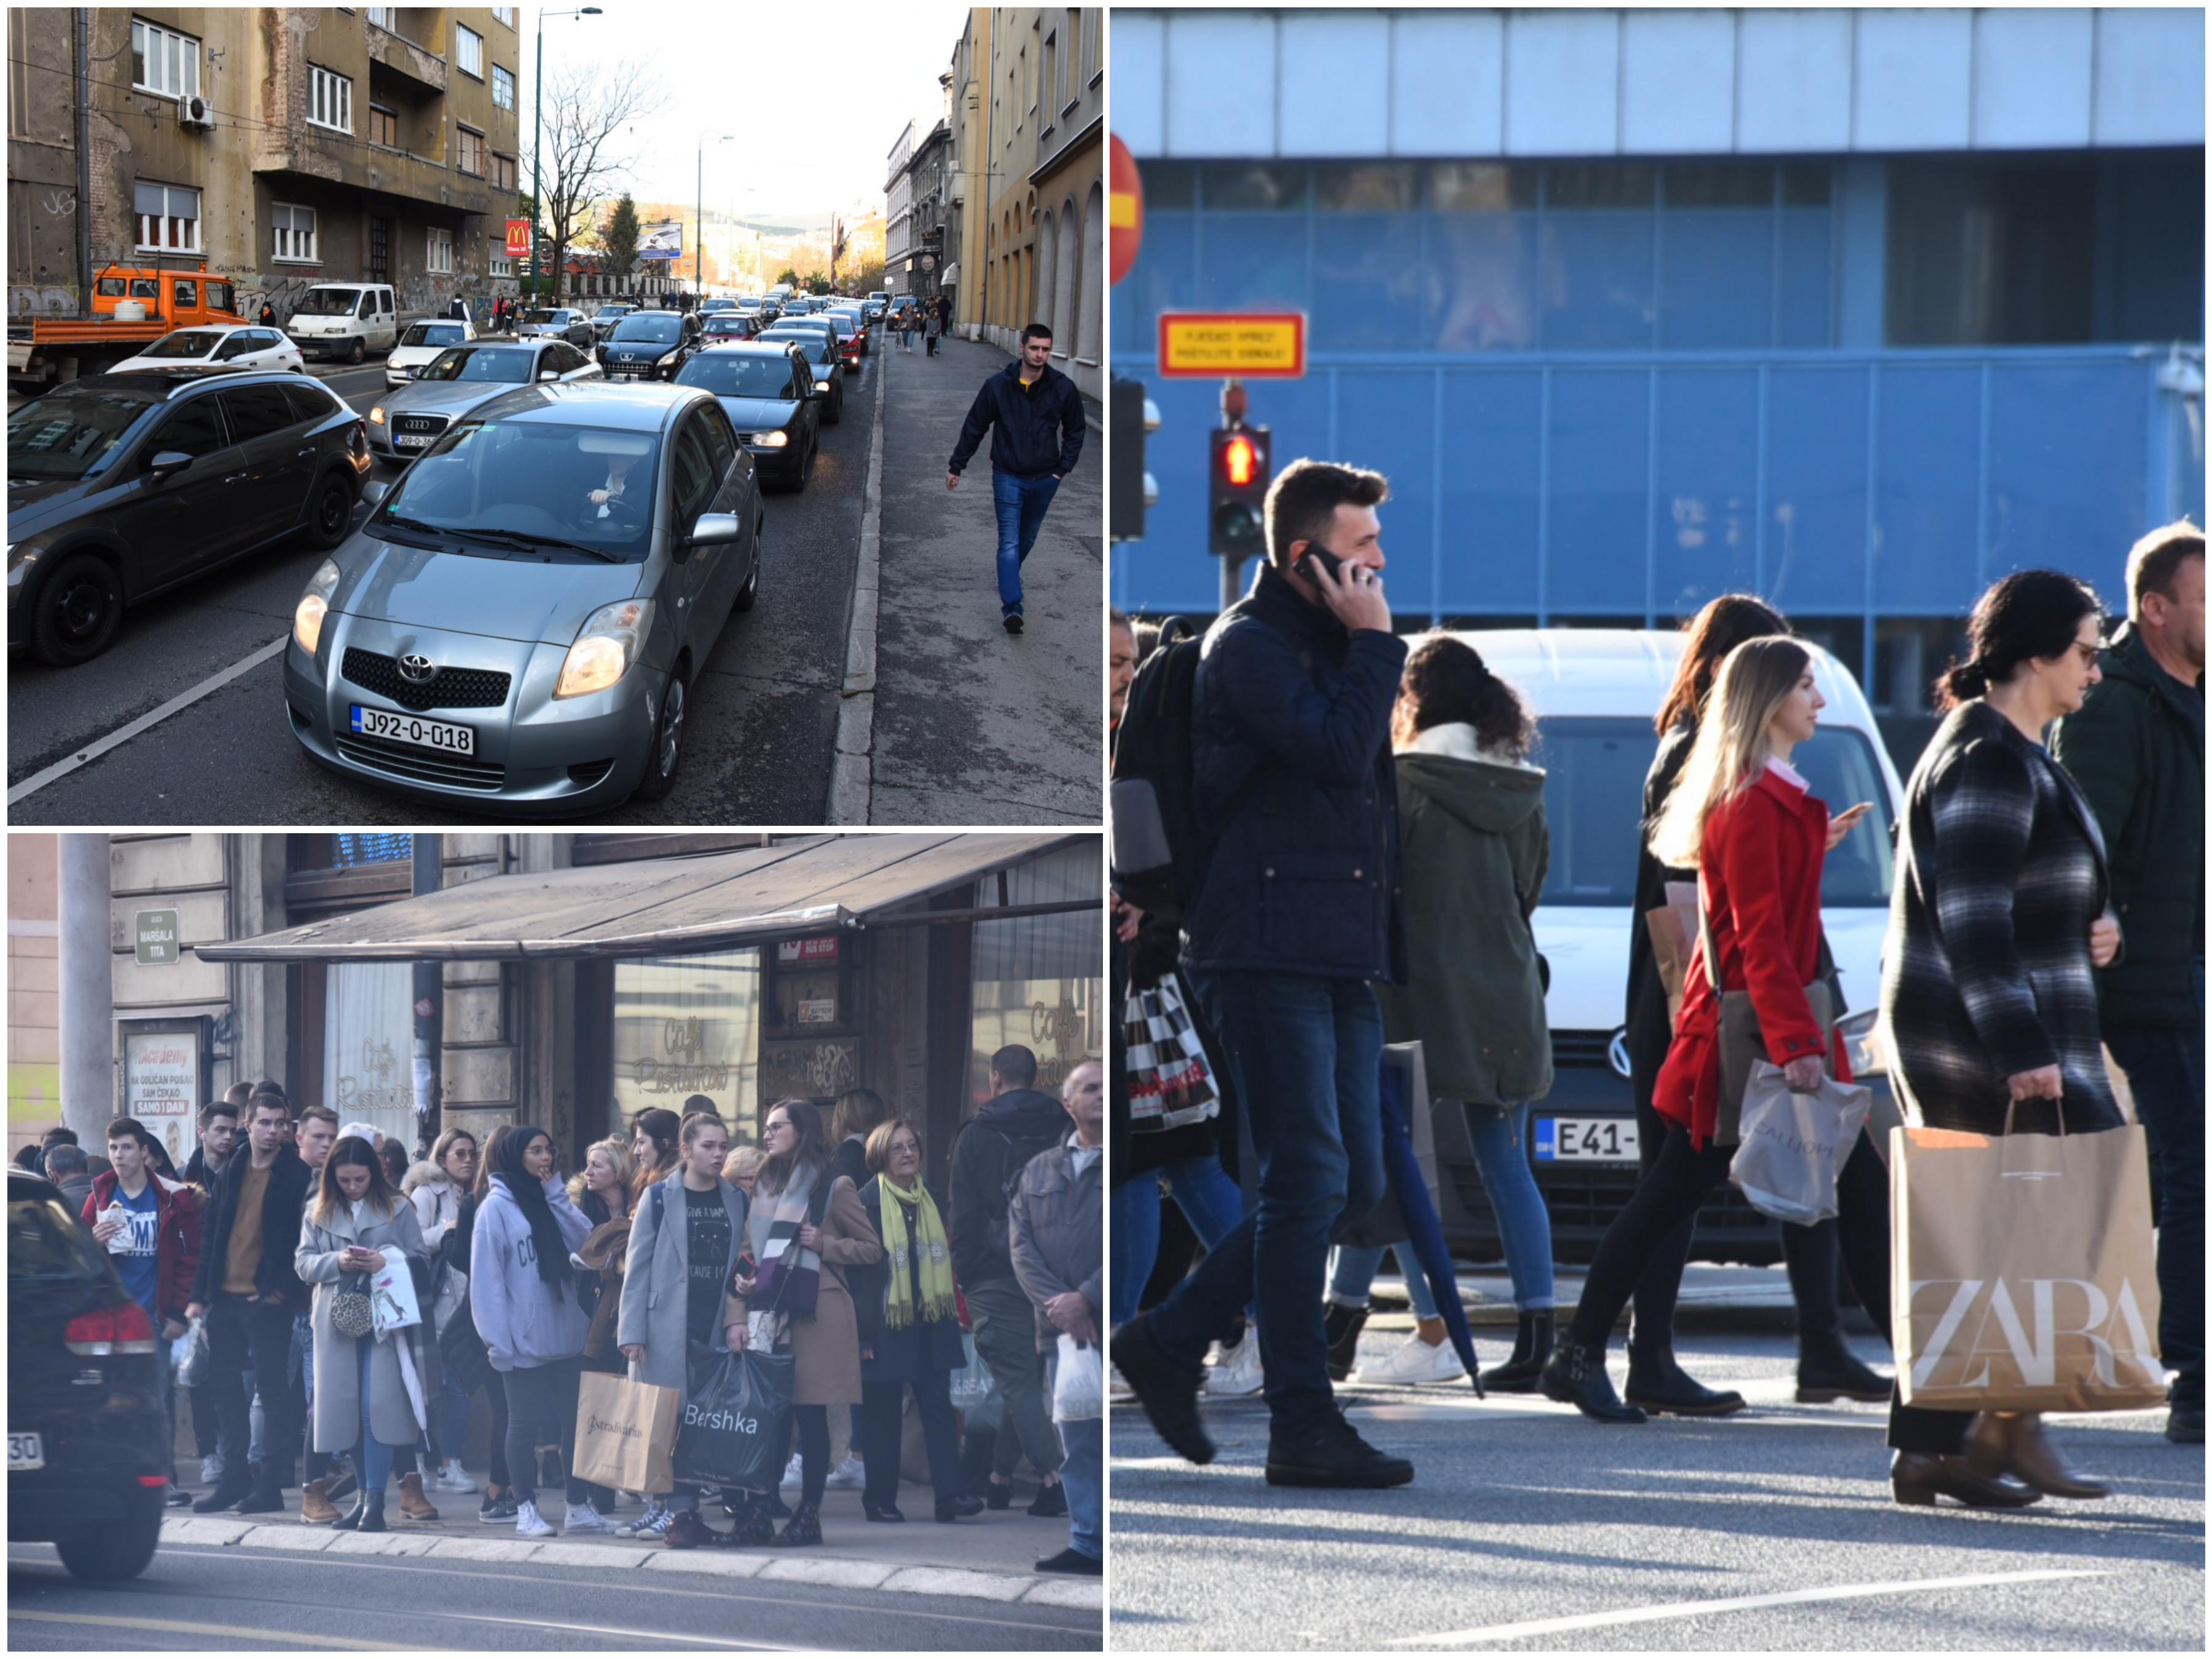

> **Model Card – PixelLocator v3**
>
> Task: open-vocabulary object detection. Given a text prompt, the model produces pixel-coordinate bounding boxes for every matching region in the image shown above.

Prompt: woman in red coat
[1543,636,1874,1421]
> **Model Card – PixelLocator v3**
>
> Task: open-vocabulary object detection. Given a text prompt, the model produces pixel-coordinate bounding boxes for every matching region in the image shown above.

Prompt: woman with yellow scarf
[855,1117,981,1523]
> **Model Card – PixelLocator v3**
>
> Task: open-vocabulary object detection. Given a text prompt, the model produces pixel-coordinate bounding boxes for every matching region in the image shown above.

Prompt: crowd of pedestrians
[1110,450,2202,1510]
[44,1052,1102,1575]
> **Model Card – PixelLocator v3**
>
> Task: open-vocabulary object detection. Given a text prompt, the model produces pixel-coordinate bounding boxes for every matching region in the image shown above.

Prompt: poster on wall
[123,1029,200,1172]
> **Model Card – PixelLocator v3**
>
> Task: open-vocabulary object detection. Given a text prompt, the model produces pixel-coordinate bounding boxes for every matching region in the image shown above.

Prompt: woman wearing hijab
[728,1098,882,1546]
[470,1126,600,1539]
[855,1117,981,1523]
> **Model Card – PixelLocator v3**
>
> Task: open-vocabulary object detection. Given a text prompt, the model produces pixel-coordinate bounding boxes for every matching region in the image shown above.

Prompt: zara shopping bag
[1728,1061,1872,1226]
[672,1346,794,1494]
[573,1368,680,1496]
[1891,1115,2165,1414]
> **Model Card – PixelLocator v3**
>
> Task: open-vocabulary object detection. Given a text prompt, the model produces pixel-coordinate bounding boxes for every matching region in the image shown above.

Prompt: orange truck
[7,262,245,391]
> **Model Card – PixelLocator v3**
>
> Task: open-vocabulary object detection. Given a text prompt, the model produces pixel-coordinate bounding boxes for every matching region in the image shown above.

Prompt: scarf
[492,1126,572,1303]
[875,1177,954,1330]
[748,1164,821,1320]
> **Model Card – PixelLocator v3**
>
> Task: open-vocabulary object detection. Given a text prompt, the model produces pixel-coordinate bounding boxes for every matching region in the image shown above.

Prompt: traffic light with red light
[1209,425,1271,557]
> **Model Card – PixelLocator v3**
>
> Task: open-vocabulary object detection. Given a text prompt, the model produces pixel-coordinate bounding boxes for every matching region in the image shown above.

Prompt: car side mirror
[362,480,389,507]
[539,369,560,382]
[144,449,194,479]
[686,511,740,548]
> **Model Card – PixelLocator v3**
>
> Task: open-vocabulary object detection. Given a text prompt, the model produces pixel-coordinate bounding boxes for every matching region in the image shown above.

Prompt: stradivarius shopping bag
[1891,1116,2165,1413]
[573,1368,679,1496]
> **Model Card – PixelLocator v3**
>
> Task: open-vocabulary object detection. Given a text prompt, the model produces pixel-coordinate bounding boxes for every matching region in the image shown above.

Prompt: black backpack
[1110,618,1208,919]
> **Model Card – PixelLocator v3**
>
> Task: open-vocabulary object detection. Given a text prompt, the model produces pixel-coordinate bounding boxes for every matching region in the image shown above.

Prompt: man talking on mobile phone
[944,322,1086,635]
[1113,458,1420,1491]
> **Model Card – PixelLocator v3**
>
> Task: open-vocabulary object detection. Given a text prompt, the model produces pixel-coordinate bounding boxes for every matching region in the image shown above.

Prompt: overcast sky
[519,0,967,227]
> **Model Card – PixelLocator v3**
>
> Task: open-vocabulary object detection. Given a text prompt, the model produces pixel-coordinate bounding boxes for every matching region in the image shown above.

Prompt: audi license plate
[9,1432,44,1470]
[394,433,431,450]
[350,706,475,756]
[1533,1116,1639,1164]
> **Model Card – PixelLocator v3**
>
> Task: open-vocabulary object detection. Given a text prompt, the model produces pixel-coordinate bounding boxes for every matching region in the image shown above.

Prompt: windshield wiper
[454,526,625,562]
[373,512,448,538]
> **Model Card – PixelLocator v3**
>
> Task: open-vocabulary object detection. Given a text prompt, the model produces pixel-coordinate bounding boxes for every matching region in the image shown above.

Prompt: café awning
[195,834,1084,963]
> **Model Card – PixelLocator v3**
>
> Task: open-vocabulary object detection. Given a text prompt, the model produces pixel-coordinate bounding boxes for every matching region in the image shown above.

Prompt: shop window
[966,846,1103,1110]
[611,950,762,1132]
[325,961,417,1147]
[1199,163,1304,212]
[1886,160,2095,346]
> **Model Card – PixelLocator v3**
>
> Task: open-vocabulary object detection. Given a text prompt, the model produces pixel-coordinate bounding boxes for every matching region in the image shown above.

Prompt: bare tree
[527,63,661,300]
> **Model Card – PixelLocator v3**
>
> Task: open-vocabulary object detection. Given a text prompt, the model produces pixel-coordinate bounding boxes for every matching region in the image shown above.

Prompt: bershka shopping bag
[1728,1061,1871,1226]
[573,1368,680,1495]
[672,1347,794,1493]
[1891,1116,2166,1413]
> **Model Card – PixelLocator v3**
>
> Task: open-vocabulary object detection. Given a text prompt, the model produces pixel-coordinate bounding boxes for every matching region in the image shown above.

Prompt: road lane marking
[8,1609,417,1648]
[8,634,288,806]
[1379,1569,2110,1645]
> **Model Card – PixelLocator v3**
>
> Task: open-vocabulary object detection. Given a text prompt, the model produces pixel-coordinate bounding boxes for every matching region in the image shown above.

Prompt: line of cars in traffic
[8,293,878,813]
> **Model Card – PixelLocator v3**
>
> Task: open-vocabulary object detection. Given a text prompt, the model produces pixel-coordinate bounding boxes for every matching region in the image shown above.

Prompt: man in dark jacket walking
[184,1092,241,1192]
[2052,519,2205,1445]
[1114,458,1416,1491]
[949,1044,1070,1510]
[184,1094,314,1513]
[945,321,1086,634]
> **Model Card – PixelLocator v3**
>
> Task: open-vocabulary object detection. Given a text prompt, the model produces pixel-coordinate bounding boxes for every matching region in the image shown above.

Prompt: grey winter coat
[1374,725,1554,1107]
[296,1197,428,1453]
[616,1171,750,1405]
[1008,1134,1102,1355]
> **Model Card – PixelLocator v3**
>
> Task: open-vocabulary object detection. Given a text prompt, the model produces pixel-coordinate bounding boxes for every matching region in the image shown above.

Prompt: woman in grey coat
[1882,569,2122,1511]
[616,1114,750,1548]
[296,1137,428,1533]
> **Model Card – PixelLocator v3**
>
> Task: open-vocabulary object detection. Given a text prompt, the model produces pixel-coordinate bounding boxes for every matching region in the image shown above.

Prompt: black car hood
[606,340,678,358]
[7,473,104,529]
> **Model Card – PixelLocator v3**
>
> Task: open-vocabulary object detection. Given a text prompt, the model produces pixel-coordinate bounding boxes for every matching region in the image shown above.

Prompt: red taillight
[65,1301,159,1356]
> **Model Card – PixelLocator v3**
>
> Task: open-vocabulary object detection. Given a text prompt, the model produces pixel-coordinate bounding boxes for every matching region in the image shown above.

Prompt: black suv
[8,369,371,665]
[597,308,705,382]
[7,1169,170,1580]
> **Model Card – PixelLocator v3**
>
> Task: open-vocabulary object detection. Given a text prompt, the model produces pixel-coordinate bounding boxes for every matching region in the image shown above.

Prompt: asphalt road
[8,343,874,824]
[1112,1330,2205,1652]
[7,1536,1099,1651]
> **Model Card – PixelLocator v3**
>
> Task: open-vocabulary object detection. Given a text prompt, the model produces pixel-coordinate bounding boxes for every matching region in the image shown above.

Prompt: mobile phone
[1295,541,1345,586]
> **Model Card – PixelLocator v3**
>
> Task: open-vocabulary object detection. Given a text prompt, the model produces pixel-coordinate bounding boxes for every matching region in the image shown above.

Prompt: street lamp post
[532,6,602,303]
[697,135,733,300]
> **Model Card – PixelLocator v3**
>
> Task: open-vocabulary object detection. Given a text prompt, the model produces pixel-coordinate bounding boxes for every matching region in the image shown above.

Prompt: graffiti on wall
[760,1038,861,1101]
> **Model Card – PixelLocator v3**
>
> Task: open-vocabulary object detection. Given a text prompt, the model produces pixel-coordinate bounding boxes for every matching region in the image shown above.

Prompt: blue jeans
[1110,1152,1248,1325]
[353,1338,405,1496]
[1057,1415,1102,1562]
[1461,1102,1556,1312]
[990,469,1059,616]
[1145,971,1386,1437]
[1329,1245,1440,1320]
[2105,960,2206,1395]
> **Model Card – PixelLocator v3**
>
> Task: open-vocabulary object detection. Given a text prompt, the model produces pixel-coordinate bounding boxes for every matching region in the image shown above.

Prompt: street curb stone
[1022,1577,1106,1609]
[828,336,888,825]
[757,1556,894,1590]
[882,1565,1029,1602]
[641,1550,766,1578]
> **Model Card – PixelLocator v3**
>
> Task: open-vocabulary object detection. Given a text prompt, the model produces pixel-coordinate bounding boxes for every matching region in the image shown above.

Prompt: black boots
[1480,1311,1553,1394]
[935,1493,984,1522]
[194,1471,254,1514]
[1540,1339,1648,1423]
[333,1490,370,1530]
[1890,1451,2041,1508]
[1324,1301,1370,1383]
[1265,1411,1414,1489]
[769,1500,822,1547]
[232,1468,288,1513]
[1028,1481,1067,1517]
[1626,1349,1747,1417]
[1111,1316,1215,1465]
[356,1491,389,1533]
[1796,1344,1891,1403]
[863,1497,905,1523]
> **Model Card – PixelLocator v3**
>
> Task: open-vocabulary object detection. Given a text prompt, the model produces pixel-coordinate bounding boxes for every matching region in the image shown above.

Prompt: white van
[1431,627,1907,1266]
[284,282,399,363]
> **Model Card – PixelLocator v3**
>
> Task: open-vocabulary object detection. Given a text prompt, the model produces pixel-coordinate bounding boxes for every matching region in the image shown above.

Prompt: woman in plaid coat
[1880,568,2123,1510]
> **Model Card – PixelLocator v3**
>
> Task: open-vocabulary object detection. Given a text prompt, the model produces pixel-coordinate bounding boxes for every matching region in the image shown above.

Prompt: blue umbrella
[1375,1058,1484,1395]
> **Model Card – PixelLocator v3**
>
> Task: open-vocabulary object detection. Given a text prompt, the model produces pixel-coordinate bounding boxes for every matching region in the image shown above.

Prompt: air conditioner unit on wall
[178,95,216,130]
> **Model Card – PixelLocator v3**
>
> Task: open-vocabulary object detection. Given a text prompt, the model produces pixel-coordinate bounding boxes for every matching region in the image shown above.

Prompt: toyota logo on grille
[398,653,437,684]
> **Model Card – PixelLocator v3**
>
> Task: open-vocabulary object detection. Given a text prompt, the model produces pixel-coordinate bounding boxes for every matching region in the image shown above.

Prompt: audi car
[364,339,602,468]
[597,308,704,382]
[672,343,818,492]
[285,380,764,813]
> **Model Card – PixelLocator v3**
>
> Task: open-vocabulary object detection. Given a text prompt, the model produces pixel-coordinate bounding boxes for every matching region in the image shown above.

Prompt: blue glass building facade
[1112,9,2205,720]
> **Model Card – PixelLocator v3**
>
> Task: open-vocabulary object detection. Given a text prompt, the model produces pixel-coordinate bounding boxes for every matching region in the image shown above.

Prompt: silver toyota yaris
[284,380,764,814]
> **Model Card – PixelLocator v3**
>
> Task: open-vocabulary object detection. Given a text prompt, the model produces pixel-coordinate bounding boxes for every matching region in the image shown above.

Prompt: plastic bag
[949,1330,1001,1431]
[1051,1334,1103,1424]
[1728,1061,1872,1226]
[672,1347,794,1494]
[174,1314,210,1390]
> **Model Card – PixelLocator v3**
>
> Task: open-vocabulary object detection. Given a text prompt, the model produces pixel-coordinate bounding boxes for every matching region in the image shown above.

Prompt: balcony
[254,127,493,218]
[367,15,447,95]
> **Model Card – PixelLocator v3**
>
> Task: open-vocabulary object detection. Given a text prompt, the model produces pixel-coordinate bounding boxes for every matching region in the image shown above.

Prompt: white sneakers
[1110,1363,1135,1402]
[614,1499,671,1540]
[779,1454,803,1489]
[562,1501,613,1534]
[1352,1332,1464,1386]
[826,1456,865,1490]
[433,1459,477,1494]
[514,1500,556,1539]
[1204,1332,1265,1397]
[200,1453,225,1486]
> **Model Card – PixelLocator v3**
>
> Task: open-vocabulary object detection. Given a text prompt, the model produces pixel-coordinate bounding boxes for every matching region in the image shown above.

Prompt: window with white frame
[130,18,201,100]
[455,25,482,78]
[492,6,514,25]
[490,251,513,277]
[365,6,393,29]
[307,65,352,133]
[428,227,454,273]
[271,202,318,262]
[133,180,200,253]
[492,65,514,110]
[457,125,485,176]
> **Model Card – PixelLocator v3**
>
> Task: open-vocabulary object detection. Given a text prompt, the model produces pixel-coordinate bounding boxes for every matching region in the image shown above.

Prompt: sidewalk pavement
[861,329,1102,825]
[1358,1261,1880,1332]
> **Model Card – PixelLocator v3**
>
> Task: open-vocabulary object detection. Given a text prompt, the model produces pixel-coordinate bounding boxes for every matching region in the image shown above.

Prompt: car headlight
[369,406,386,425]
[755,429,789,448]
[1837,1009,1885,1078]
[293,557,341,656]
[555,598,654,699]
[658,348,681,366]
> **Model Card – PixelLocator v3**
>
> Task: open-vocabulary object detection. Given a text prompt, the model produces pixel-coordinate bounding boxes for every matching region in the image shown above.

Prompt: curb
[157,1515,1100,1612]
[828,342,888,825]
